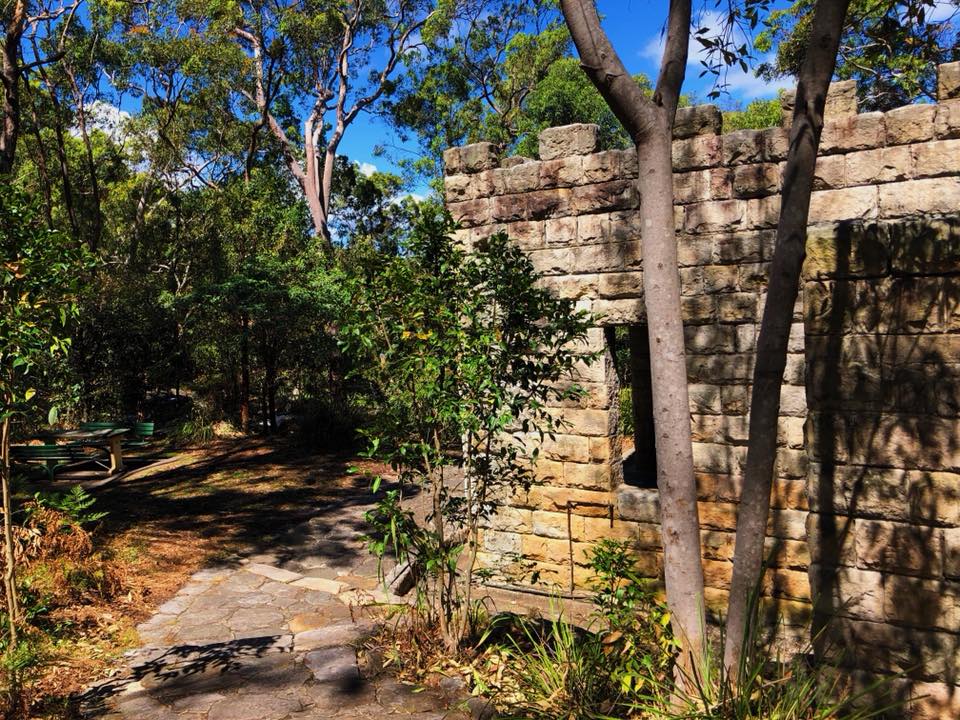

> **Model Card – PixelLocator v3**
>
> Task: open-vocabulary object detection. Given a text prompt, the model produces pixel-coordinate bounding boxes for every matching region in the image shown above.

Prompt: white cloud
[639,11,790,100]
[928,1,959,22]
[74,101,132,143]
[390,191,428,206]
[358,161,378,177]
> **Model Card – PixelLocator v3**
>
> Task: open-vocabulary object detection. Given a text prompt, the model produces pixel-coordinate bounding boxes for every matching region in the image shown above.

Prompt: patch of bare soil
[28,437,388,719]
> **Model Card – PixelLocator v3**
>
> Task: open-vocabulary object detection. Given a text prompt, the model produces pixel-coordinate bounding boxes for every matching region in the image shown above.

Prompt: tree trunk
[1,413,21,700]
[240,314,251,434]
[559,0,705,669]
[0,0,24,175]
[723,0,852,677]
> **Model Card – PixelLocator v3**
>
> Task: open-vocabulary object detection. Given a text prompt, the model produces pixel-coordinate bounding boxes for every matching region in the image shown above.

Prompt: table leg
[108,437,125,474]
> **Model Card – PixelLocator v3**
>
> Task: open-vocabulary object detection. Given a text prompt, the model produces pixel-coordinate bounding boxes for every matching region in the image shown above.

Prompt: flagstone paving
[81,499,478,719]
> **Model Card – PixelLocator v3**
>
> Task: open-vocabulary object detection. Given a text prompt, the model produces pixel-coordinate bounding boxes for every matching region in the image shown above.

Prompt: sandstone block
[719,384,751,414]
[761,567,811,601]
[672,134,722,171]
[684,199,745,234]
[761,126,791,161]
[674,104,722,138]
[764,537,811,570]
[527,188,572,220]
[492,193,528,222]
[578,212,610,243]
[483,530,522,554]
[532,510,572,539]
[444,173,475,202]
[702,265,741,294]
[714,230,770,264]
[856,519,943,577]
[572,180,638,213]
[539,156,584,188]
[688,383,722,414]
[911,138,960,178]
[809,185,878,224]
[882,575,960,630]
[681,293,716,323]
[820,112,885,154]
[685,324,736,353]
[502,220,545,249]
[826,79,858,118]
[591,297,645,324]
[564,462,612,490]
[888,215,960,274]
[716,292,757,322]
[768,508,808,540]
[844,145,912,186]
[733,162,780,198]
[723,129,765,165]
[693,442,745,475]
[544,215,577,245]
[935,98,960,139]
[598,271,643,299]
[879,177,960,218]
[500,155,531,169]
[539,124,600,160]
[582,150,625,183]
[811,154,846,190]
[502,160,541,194]
[807,565,884,620]
[743,195,781,229]
[487,507,532,534]
[885,104,937,145]
[937,60,960,100]
[698,501,738,531]
[616,485,660,523]
[458,142,499,172]
[448,198,491,228]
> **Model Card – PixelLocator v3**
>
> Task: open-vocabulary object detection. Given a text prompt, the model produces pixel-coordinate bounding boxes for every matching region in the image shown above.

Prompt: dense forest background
[4,0,956,444]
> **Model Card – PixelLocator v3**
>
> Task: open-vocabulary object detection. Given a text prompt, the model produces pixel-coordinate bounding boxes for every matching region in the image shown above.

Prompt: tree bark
[723,0,851,677]
[0,0,25,175]
[1,414,20,673]
[240,313,251,434]
[559,0,705,669]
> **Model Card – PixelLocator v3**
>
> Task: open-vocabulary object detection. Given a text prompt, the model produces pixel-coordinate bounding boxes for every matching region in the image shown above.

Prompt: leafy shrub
[343,207,594,650]
[722,96,783,131]
[619,387,634,436]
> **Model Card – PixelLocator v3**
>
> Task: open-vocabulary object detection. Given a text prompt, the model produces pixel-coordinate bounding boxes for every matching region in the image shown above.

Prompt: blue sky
[341,0,795,189]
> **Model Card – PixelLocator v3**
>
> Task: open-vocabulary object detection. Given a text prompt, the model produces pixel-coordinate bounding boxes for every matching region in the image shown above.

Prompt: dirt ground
[27,437,390,719]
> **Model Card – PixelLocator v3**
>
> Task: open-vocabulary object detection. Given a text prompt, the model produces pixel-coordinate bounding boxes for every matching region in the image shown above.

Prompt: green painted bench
[10,444,101,481]
[124,421,156,449]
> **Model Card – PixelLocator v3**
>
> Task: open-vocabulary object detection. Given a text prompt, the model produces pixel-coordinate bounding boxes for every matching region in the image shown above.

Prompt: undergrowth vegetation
[1,485,136,715]
[370,538,893,720]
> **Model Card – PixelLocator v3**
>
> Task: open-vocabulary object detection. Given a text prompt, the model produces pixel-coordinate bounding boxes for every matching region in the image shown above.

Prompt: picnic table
[41,427,130,474]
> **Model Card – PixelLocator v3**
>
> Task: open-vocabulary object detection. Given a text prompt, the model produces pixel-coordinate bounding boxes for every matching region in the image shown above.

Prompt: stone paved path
[81,494,475,719]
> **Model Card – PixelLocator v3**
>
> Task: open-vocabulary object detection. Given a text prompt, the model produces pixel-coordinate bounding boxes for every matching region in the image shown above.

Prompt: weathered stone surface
[674,104,722,139]
[938,60,960,100]
[732,163,779,198]
[886,104,937,145]
[538,123,599,160]
[245,563,303,583]
[723,129,765,165]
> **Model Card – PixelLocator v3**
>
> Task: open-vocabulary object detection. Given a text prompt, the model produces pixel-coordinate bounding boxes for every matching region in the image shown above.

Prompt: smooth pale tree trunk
[723,0,852,677]
[559,0,706,671]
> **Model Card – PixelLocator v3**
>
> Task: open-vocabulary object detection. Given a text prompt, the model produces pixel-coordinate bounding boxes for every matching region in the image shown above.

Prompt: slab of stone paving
[82,497,472,720]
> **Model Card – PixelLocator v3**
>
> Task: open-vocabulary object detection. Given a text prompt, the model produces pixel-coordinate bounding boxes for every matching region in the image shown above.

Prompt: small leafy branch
[342,207,595,650]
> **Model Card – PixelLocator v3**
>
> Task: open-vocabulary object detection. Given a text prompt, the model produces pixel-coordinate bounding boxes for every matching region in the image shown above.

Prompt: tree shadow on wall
[807,215,960,711]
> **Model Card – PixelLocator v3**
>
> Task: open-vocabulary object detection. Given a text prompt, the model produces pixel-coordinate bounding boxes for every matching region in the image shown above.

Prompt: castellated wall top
[442,66,960,329]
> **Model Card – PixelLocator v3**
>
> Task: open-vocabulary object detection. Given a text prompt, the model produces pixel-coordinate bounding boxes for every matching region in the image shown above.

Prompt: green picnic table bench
[80,421,156,448]
[10,444,104,481]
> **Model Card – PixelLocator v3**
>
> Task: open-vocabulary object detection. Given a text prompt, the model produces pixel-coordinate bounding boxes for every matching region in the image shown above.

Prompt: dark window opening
[605,325,658,489]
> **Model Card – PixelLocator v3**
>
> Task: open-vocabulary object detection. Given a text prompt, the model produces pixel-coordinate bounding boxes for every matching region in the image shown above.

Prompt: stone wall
[443,62,960,716]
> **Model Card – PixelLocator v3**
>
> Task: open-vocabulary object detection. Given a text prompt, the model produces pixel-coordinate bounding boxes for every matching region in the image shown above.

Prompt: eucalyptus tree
[558,0,706,675]
[758,0,959,110]
[1,0,82,174]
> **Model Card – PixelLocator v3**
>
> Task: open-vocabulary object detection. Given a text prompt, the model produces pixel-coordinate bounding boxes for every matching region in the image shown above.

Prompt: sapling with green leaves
[0,185,91,708]
[342,207,595,651]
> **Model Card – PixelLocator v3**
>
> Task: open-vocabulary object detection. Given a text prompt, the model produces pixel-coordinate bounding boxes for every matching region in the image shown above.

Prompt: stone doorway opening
[605,325,657,489]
